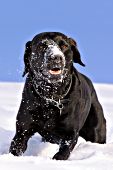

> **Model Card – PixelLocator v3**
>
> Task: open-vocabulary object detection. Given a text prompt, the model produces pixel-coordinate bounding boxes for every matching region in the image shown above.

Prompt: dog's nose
[51,55,63,63]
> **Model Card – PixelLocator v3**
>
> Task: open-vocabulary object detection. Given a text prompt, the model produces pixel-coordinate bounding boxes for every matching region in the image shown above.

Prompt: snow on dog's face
[23,32,85,84]
[30,39,66,83]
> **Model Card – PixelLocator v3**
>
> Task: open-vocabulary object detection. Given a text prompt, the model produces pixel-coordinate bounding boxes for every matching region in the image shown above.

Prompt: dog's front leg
[53,132,79,160]
[9,122,35,156]
[9,110,35,156]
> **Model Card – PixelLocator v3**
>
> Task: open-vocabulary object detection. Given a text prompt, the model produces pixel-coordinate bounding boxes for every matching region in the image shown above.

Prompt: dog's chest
[31,104,59,127]
[31,101,69,130]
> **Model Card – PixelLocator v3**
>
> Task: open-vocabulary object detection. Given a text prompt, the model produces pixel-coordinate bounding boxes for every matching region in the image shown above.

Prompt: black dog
[9,32,106,160]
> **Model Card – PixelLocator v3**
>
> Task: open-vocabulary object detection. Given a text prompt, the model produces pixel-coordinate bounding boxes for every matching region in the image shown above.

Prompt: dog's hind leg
[79,91,106,144]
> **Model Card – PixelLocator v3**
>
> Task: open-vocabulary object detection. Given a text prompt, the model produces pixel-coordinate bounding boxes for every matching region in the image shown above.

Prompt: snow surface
[0,82,113,170]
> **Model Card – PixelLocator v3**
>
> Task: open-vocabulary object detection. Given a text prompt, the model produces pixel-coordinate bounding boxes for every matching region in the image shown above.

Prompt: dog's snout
[51,55,63,63]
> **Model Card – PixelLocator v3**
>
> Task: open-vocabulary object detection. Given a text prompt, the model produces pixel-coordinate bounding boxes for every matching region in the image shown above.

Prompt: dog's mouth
[49,67,62,75]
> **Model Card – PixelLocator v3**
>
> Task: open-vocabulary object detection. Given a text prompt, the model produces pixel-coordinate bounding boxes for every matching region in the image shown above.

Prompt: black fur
[9,32,106,160]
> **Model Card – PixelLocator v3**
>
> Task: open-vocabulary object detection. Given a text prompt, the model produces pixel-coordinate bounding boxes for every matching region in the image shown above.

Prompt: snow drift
[0,82,113,170]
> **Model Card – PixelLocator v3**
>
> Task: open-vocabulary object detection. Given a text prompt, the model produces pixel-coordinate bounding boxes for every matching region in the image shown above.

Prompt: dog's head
[23,32,85,84]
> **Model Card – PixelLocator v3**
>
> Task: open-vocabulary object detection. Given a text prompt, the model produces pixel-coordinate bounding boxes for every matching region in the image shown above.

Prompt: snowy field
[0,82,113,170]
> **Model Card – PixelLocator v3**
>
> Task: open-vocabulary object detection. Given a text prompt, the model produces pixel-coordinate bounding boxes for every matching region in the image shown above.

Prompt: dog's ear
[22,41,32,77]
[68,38,85,66]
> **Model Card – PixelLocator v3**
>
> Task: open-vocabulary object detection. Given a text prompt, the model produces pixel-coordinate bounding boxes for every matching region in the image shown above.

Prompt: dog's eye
[62,45,67,49]
[62,45,67,48]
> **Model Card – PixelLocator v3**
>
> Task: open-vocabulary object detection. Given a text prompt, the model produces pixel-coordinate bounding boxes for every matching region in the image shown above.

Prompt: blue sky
[0,0,113,83]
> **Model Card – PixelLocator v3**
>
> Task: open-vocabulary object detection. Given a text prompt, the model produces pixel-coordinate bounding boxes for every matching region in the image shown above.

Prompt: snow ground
[0,82,113,170]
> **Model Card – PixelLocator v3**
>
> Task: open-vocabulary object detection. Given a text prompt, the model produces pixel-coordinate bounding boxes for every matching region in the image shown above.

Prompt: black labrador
[9,32,106,160]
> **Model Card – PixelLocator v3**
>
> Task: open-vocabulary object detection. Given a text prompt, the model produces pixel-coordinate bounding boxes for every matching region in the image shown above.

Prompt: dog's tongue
[49,69,61,75]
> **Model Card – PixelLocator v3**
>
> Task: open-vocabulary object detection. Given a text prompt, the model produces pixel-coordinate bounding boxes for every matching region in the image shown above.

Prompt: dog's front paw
[53,151,70,160]
[9,140,26,156]
[9,147,23,156]
[52,149,70,160]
